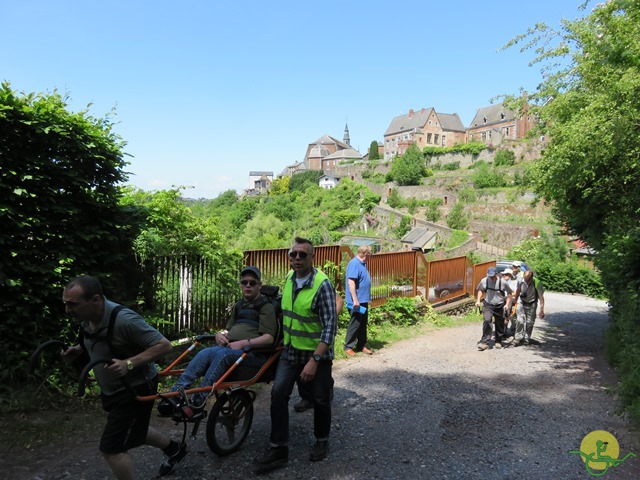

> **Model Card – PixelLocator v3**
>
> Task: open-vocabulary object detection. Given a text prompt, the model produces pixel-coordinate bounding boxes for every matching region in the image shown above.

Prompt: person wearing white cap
[511,261,525,281]
[475,267,513,350]
[502,268,518,337]
[513,270,545,346]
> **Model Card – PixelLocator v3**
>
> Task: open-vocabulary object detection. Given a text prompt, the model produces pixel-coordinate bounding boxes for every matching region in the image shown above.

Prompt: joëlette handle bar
[77,358,130,398]
[29,339,68,374]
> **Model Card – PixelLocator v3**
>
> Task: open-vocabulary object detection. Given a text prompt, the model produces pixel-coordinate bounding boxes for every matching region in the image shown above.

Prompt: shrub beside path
[4,292,640,479]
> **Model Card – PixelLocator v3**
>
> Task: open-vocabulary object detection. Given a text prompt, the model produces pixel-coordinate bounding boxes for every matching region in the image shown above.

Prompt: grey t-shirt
[81,298,164,395]
[477,276,513,306]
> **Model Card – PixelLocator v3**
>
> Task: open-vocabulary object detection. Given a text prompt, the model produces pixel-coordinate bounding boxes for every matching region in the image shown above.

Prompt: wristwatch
[126,359,134,371]
[312,353,322,362]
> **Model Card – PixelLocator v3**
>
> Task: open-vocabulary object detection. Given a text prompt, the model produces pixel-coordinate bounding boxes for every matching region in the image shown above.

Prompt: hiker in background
[344,245,373,356]
[502,268,518,337]
[513,270,545,346]
[475,267,513,350]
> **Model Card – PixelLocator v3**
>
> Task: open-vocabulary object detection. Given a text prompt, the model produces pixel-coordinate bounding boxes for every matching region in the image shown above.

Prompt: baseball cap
[240,266,261,280]
[487,267,497,276]
[512,261,522,267]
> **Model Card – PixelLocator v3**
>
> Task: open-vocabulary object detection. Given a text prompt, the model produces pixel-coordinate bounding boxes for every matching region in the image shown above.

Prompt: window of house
[441,134,446,146]
[483,116,487,123]
[505,127,510,136]
[481,132,486,141]
[434,134,439,145]
[427,133,432,144]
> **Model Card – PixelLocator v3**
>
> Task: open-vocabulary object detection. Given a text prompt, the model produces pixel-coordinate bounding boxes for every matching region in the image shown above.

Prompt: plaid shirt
[283,268,337,364]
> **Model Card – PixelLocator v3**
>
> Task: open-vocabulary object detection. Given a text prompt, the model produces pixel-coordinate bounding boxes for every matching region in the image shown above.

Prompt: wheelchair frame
[31,334,283,457]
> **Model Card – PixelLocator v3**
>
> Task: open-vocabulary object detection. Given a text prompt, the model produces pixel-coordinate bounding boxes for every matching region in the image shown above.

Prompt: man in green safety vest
[255,237,338,473]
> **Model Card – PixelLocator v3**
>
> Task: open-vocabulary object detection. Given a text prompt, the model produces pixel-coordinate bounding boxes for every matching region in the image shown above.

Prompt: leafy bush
[441,161,460,171]
[369,297,420,326]
[471,163,507,188]
[390,145,427,186]
[396,216,412,238]
[387,188,404,208]
[458,187,476,203]
[447,202,468,230]
[424,198,443,222]
[468,159,488,170]
[494,149,516,167]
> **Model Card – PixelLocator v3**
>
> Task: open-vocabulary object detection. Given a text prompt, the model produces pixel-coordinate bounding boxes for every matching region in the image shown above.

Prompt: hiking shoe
[158,441,188,476]
[255,446,288,473]
[294,399,313,413]
[309,440,329,462]
[494,342,503,349]
[477,342,489,351]
[157,394,188,417]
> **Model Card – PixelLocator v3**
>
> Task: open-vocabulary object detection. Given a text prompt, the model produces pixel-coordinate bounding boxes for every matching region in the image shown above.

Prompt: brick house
[467,101,534,146]
[383,108,466,160]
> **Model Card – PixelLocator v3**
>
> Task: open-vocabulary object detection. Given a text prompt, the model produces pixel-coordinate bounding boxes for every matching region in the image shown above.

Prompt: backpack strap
[78,305,125,357]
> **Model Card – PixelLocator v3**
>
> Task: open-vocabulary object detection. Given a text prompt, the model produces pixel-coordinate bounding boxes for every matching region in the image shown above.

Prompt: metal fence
[145,248,496,337]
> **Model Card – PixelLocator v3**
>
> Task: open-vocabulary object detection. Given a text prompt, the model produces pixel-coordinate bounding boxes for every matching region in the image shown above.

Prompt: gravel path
[8,292,640,479]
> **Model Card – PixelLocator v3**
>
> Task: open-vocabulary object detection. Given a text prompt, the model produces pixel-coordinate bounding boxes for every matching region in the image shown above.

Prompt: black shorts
[99,376,158,454]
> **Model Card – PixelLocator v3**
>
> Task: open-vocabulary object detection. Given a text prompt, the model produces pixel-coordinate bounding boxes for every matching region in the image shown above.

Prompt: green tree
[494,149,516,167]
[471,163,507,188]
[390,144,427,186]
[505,0,640,421]
[0,83,138,383]
[387,187,404,209]
[424,198,443,222]
[396,215,412,239]
[289,170,324,193]
[269,176,290,195]
[446,202,468,230]
[237,212,290,249]
[368,140,380,160]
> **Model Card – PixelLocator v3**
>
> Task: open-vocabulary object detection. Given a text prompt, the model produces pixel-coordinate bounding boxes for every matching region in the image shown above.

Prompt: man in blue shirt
[344,245,373,356]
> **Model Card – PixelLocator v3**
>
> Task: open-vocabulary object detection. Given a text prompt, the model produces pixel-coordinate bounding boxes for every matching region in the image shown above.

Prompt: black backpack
[79,305,144,360]
[236,285,282,345]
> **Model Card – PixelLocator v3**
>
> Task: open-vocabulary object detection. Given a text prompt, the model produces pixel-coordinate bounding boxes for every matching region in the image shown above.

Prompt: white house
[319,175,341,189]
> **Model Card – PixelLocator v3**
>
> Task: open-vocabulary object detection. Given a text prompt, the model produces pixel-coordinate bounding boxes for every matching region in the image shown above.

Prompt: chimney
[409,109,414,118]
[421,108,426,114]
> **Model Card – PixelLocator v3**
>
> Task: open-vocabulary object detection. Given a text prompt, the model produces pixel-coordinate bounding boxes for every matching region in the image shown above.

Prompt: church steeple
[343,123,350,146]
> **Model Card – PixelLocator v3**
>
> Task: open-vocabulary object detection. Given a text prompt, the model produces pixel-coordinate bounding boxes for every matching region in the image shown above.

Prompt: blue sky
[1,1,594,199]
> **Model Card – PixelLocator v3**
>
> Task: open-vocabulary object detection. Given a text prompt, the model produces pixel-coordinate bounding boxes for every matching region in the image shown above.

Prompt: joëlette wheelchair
[30,313,283,457]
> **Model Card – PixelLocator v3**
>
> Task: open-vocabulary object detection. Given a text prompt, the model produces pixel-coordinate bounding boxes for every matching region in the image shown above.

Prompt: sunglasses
[288,251,309,260]
[240,280,259,287]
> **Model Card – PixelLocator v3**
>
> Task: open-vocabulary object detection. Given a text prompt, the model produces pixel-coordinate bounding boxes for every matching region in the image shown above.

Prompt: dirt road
[5,292,640,479]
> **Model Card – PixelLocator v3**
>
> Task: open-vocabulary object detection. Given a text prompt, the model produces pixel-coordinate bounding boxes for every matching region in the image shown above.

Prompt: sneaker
[494,342,503,349]
[294,399,313,413]
[157,397,181,417]
[158,441,188,476]
[477,342,489,351]
[309,440,329,462]
[255,446,288,473]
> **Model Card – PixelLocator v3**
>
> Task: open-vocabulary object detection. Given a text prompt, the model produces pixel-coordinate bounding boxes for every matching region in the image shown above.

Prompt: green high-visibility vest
[282,270,328,350]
